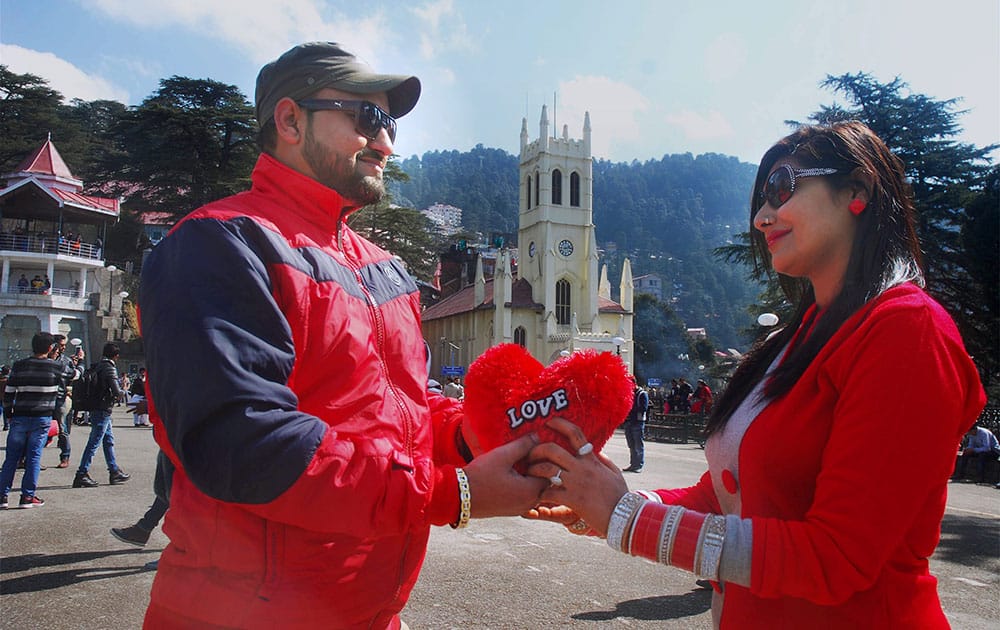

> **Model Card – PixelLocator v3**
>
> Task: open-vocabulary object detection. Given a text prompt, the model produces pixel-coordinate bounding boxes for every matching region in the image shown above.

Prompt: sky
[2,0,997,166]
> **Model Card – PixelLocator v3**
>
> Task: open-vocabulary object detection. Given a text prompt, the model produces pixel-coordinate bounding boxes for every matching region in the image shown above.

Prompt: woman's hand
[525,417,629,536]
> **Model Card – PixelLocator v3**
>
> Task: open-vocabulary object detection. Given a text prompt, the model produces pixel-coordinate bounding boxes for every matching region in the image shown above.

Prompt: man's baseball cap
[255,41,421,127]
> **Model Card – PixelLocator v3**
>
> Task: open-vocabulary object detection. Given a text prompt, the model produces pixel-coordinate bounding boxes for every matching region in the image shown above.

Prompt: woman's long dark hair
[706,121,924,436]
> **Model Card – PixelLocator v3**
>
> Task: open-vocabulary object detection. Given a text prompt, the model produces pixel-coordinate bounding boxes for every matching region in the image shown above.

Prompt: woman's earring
[848,199,866,215]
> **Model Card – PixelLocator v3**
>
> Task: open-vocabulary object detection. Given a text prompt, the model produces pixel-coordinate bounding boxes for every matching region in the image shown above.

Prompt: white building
[421,107,635,375]
[633,273,664,301]
[422,202,464,236]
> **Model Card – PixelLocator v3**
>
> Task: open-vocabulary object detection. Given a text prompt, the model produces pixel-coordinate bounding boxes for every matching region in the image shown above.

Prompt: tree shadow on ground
[935,514,1000,572]
[572,588,712,622]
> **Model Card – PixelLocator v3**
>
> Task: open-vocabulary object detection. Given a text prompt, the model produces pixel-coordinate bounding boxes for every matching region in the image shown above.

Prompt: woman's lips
[766,229,790,249]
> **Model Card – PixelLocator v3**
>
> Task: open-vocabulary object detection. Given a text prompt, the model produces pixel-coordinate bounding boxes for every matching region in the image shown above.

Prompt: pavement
[1,407,998,629]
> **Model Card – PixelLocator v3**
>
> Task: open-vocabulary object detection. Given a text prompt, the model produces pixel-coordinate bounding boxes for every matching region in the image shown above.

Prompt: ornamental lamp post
[106,265,117,314]
[611,336,626,356]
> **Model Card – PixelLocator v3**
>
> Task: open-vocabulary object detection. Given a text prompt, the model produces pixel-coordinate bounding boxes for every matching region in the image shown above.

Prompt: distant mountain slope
[395,145,762,350]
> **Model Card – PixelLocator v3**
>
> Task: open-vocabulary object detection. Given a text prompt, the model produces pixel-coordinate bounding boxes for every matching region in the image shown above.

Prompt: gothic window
[551,169,562,205]
[534,171,540,208]
[555,279,571,325]
[570,172,580,207]
[514,326,527,347]
[526,175,532,208]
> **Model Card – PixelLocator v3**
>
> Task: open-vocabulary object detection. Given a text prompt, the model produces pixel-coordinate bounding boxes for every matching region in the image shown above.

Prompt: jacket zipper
[335,216,415,458]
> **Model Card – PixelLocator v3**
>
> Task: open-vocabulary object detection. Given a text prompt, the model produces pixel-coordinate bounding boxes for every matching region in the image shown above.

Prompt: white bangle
[451,468,471,529]
[695,514,727,580]
[657,505,685,565]
[606,492,645,553]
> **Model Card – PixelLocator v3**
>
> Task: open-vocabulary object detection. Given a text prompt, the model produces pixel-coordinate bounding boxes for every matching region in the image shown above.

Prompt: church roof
[12,136,78,182]
[598,295,627,314]
[422,276,626,321]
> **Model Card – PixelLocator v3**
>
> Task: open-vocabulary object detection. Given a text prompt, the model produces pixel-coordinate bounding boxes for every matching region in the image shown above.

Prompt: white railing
[0,233,102,260]
[3,287,83,298]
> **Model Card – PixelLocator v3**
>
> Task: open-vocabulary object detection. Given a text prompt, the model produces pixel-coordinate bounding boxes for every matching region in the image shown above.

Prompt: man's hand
[463,433,548,519]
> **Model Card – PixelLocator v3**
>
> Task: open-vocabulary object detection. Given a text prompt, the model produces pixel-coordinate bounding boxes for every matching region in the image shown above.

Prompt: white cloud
[1,44,130,103]
[554,76,651,159]
[664,110,735,141]
[87,0,391,66]
[410,0,475,61]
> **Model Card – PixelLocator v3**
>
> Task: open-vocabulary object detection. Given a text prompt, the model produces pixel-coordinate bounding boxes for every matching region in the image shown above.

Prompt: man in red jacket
[139,42,546,629]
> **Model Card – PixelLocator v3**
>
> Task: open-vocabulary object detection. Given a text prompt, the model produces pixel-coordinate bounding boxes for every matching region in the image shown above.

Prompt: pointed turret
[474,255,485,306]
[520,117,529,152]
[598,264,611,299]
[539,105,549,150]
[620,257,634,313]
[583,111,592,155]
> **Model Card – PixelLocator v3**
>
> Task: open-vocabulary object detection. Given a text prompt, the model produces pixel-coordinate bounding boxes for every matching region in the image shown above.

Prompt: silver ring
[577,443,594,457]
[549,469,564,486]
[761,216,774,226]
[569,519,589,533]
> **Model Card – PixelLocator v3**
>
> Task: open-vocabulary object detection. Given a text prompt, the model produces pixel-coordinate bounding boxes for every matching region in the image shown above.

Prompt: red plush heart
[464,344,635,456]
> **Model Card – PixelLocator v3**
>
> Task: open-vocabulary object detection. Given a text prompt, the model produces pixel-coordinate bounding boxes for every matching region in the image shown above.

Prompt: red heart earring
[849,199,866,215]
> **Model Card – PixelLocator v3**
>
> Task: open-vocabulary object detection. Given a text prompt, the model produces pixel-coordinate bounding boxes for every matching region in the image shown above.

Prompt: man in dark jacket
[1,332,64,507]
[72,342,130,488]
[622,384,649,473]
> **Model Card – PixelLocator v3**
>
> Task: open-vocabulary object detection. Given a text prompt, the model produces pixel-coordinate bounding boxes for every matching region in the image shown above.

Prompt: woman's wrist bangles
[605,491,727,580]
[451,468,471,529]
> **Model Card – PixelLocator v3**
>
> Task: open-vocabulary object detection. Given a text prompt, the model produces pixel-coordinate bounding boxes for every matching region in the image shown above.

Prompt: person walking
[72,343,130,488]
[139,41,545,629]
[1,332,66,508]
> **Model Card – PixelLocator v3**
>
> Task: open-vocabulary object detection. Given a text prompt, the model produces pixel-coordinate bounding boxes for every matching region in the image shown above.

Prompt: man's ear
[273,98,304,145]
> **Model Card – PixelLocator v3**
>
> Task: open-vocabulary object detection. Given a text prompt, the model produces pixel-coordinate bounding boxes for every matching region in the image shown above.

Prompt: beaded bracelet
[451,468,471,529]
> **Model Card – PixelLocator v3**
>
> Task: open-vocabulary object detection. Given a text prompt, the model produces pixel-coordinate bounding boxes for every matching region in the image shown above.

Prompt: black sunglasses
[760,165,840,209]
[296,99,397,142]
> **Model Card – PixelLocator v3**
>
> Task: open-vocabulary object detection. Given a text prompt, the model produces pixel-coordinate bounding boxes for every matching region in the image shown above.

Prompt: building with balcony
[0,137,131,366]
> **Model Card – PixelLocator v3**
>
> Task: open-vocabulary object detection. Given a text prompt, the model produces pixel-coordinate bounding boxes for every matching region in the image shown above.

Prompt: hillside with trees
[395,146,761,352]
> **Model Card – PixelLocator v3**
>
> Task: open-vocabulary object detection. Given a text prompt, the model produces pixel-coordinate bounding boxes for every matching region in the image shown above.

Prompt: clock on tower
[558,239,574,257]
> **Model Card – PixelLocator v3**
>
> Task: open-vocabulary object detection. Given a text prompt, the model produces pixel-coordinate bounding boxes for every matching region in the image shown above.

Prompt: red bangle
[669,510,707,573]
[628,502,667,561]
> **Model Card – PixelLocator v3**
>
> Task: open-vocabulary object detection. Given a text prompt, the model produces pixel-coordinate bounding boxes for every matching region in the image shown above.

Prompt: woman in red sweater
[529,121,986,628]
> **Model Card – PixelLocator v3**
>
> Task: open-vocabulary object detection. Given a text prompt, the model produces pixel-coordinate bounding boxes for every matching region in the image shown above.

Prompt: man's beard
[302,127,385,207]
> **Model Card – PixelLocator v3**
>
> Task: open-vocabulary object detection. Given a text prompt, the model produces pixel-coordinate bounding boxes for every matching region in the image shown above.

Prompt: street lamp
[106,265,117,314]
[611,336,626,355]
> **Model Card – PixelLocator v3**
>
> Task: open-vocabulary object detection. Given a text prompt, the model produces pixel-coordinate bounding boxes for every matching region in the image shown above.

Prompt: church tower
[518,107,600,339]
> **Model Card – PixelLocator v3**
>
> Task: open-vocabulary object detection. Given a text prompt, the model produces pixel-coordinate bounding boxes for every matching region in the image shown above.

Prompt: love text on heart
[505,388,569,429]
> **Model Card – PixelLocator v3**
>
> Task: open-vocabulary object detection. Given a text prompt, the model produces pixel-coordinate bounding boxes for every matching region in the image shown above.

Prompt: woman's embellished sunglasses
[296,99,397,142]
[760,164,840,209]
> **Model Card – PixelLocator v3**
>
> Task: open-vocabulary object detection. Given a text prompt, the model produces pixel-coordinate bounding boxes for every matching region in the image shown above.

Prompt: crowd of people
[2,336,138,508]
[0,40,994,629]
[646,377,713,415]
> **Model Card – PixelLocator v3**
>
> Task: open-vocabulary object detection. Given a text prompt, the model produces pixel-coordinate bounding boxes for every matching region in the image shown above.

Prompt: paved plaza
[1,407,998,629]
